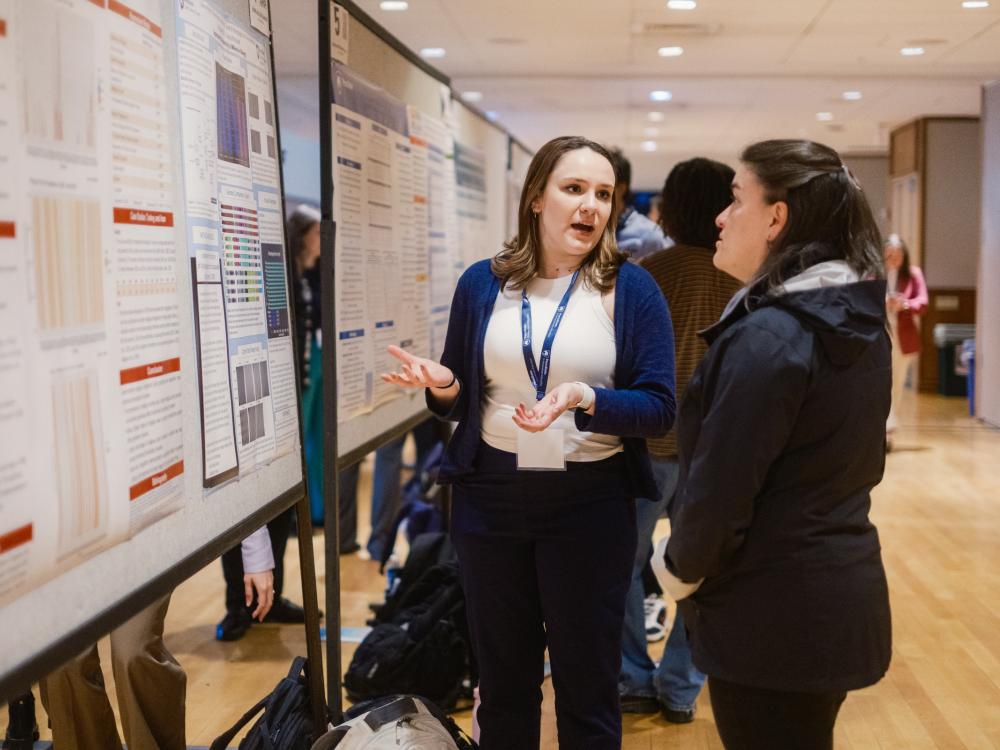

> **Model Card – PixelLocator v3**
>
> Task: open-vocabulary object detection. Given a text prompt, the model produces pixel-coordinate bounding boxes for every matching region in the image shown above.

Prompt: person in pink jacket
[884,234,928,446]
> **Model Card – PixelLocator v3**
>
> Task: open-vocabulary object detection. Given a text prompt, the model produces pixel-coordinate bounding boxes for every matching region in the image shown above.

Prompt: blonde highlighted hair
[491,136,626,292]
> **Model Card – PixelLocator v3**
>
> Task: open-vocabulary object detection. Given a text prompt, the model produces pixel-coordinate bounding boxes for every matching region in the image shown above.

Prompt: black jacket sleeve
[666,321,810,582]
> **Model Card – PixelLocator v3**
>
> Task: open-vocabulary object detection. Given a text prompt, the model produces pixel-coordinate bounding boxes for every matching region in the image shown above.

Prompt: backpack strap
[286,655,308,681]
[208,694,269,750]
[406,582,464,641]
[363,696,419,731]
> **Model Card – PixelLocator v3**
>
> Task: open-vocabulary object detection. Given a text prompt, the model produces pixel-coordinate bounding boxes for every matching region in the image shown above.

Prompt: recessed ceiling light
[379,0,408,10]
[658,46,684,57]
[485,111,499,121]
[816,112,834,121]
[900,46,925,56]
[649,90,673,102]
[641,141,658,152]
[644,127,661,137]
[842,90,863,101]
[667,0,697,9]
[647,111,665,122]
[962,1,989,8]
[420,47,446,58]
[461,91,483,102]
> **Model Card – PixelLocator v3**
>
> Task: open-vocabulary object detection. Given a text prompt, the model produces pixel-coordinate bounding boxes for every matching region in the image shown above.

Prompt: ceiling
[272,0,1000,188]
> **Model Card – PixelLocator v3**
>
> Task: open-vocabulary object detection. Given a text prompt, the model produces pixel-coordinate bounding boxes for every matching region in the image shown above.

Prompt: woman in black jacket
[654,139,892,750]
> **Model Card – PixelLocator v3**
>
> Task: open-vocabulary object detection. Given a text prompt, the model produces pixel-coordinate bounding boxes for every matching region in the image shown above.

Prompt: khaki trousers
[40,593,186,750]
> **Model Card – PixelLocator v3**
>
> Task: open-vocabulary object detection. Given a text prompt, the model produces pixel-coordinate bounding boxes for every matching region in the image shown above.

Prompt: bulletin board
[317,0,530,713]
[0,0,310,703]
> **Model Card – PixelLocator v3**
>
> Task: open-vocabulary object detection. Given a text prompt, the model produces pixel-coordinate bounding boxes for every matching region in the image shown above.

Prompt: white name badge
[516,428,567,471]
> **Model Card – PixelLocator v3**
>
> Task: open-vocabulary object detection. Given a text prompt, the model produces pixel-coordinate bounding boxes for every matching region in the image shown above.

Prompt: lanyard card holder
[516,427,567,471]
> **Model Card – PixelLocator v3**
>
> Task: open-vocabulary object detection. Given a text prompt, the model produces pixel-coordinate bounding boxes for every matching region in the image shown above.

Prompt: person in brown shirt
[619,157,740,723]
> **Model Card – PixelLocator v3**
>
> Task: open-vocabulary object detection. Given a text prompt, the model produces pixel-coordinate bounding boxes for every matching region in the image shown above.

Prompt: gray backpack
[311,695,475,750]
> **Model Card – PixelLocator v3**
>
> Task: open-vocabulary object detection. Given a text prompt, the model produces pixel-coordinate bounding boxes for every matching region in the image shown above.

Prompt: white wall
[977,84,1000,427]
[924,120,982,289]
[280,129,321,207]
[843,155,889,237]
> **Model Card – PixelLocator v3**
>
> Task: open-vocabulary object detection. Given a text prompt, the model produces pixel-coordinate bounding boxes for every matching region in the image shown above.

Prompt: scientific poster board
[0,0,303,699]
[323,0,522,461]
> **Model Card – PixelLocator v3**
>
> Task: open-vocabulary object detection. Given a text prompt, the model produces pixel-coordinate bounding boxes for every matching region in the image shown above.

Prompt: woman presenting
[382,135,676,749]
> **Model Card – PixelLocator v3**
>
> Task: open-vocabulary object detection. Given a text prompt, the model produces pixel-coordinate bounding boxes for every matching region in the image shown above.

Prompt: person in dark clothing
[654,139,892,750]
[380,136,676,750]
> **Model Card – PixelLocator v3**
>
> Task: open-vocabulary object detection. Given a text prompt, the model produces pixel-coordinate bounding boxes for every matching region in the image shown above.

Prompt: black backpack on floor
[344,578,469,710]
[371,531,456,624]
[210,657,315,750]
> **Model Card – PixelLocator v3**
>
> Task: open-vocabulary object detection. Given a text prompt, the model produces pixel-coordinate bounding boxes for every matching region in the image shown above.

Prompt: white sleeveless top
[481,273,622,461]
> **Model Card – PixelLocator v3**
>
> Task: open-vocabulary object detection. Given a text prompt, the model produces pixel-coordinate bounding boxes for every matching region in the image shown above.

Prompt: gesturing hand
[512,382,584,433]
[380,345,454,389]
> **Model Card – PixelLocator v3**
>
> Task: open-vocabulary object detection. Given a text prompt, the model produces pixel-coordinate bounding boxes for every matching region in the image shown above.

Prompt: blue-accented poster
[174,0,297,486]
[331,63,430,418]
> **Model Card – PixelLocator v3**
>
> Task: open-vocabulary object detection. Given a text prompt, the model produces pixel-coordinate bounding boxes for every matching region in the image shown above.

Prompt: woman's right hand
[380,345,455,390]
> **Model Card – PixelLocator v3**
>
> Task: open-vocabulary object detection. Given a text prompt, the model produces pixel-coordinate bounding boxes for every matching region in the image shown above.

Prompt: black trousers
[221,506,292,614]
[452,443,636,750]
[708,676,847,750]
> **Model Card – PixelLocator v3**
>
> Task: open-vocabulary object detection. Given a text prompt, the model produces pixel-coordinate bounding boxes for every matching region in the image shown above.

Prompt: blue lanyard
[521,270,580,401]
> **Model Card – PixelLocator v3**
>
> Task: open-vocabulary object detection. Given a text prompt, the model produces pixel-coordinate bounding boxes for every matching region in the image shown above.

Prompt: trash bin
[933,324,976,397]
[960,339,976,415]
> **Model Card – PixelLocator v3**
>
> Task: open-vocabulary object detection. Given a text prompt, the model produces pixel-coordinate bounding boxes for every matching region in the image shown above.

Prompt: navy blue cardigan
[425,258,676,500]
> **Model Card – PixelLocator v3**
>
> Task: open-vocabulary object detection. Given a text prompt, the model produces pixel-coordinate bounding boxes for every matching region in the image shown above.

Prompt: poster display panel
[0,0,185,606]
[407,106,458,361]
[174,0,298,486]
[330,63,435,421]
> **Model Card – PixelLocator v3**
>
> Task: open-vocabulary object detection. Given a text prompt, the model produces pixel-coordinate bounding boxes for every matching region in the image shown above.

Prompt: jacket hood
[766,277,887,367]
[704,256,887,367]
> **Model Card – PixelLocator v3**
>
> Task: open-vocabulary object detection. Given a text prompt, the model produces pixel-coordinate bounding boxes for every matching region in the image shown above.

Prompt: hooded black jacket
[665,272,892,693]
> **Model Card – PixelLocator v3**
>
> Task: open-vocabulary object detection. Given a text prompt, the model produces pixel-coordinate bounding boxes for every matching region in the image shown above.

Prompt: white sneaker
[644,595,668,642]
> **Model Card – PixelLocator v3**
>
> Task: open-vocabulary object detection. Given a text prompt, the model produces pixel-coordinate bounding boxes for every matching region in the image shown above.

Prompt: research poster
[330,63,434,421]
[454,141,490,272]
[0,0,186,606]
[408,106,459,362]
[175,0,299,485]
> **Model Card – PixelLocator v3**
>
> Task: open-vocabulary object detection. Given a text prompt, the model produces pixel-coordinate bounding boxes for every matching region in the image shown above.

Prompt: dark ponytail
[740,139,883,293]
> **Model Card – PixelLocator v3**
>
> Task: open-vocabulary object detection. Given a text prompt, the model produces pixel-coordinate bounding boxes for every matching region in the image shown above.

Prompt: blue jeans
[619,456,706,711]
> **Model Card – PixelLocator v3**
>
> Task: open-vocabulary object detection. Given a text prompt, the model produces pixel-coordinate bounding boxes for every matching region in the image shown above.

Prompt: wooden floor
[18,391,1000,748]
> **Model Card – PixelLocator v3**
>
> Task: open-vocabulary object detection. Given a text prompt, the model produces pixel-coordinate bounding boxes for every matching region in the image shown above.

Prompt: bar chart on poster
[0,0,304,698]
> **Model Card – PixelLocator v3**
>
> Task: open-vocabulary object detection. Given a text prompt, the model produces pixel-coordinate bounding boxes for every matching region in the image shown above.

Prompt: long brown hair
[739,139,884,293]
[492,136,625,292]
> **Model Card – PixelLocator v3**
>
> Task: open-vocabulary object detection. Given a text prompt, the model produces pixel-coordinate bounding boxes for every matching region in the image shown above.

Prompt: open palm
[380,345,454,389]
